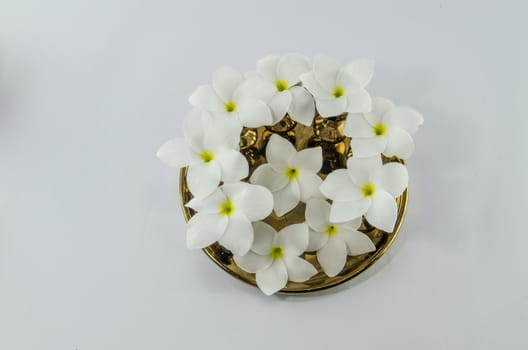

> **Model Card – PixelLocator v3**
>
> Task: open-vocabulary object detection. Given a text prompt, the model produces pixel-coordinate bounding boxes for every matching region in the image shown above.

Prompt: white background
[1,0,527,349]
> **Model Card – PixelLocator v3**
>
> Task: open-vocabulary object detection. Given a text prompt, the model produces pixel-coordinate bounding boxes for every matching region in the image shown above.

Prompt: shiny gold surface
[179,114,408,294]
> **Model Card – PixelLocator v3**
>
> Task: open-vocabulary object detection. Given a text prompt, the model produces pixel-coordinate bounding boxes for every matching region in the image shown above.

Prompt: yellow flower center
[275,80,289,92]
[224,100,237,113]
[200,151,215,163]
[285,167,299,180]
[269,246,284,260]
[219,199,235,217]
[361,183,376,198]
[332,86,345,98]
[372,123,387,137]
[325,225,338,236]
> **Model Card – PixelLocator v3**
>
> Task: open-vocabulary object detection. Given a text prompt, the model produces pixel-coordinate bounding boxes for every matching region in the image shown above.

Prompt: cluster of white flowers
[158,55,423,295]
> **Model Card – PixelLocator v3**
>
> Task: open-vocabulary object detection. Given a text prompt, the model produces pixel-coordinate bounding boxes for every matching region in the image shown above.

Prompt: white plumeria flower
[344,97,424,159]
[244,54,316,125]
[320,155,408,232]
[250,134,323,216]
[300,55,374,118]
[234,222,317,295]
[189,66,273,128]
[157,109,248,199]
[305,199,375,277]
[185,182,273,256]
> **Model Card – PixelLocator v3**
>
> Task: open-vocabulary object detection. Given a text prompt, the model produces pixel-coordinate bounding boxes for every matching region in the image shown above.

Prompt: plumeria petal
[277,223,309,256]
[336,217,363,231]
[202,116,242,150]
[305,199,331,232]
[316,97,347,118]
[346,88,372,113]
[218,116,244,149]
[290,146,322,173]
[342,59,375,87]
[186,213,227,249]
[317,236,347,277]
[185,187,226,213]
[365,190,398,232]
[236,97,273,128]
[212,66,243,102]
[256,55,280,82]
[247,189,274,223]
[187,161,221,199]
[341,230,376,256]
[346,156,383,186]
[256,260,288,296]
[266,134,296,171]
[202,125,229,151]
[385,106,424,134]
[373,162,408,198]
[218,215,254,256]
[183,109,211,152]
[336,70,361,94]
[330,198,371,223]
[288,86,315,126]
[234,251,273,273]
[223,183,273,221]
[156,138,193,168]
[273,181,301,216]
[351,136,387,158]
[269,90,292,123]
[283,256,317,282]
[297,172,323,202]
[384,128,415,159]
[307,230,329,252]
[277,54,311,86]
[372,97,395,117]
[189,85,224,111]
[236,78,276,102]
[364,111,383,125]
[343,113,375,138]
[251,221,276,255]
[300,72,330,98]
[313,54,340,91]
[320,169,362,201]
[250,164,289,192]
[216,148,249,182]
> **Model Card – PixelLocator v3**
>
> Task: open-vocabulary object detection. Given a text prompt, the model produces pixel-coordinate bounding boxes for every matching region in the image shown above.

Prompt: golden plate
[179,114,407,294]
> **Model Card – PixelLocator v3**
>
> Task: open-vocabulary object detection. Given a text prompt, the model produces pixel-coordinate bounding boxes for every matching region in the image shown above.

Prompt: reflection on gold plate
[179,114,407,294]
